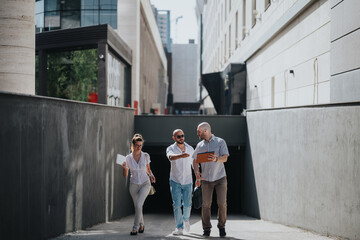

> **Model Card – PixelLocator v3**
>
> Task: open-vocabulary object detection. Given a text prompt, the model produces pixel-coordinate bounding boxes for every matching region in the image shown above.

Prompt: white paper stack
[116,154,126,166]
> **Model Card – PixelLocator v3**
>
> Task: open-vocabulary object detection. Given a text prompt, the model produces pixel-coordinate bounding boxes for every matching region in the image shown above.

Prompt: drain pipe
[284,70,288,107]
[313,58,318,104]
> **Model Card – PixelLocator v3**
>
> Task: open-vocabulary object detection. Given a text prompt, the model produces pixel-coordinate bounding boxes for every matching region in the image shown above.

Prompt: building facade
[171,42,199,103]
[152,7,172,52]
[34,0,167,113]
[117,0,167,114]
[197,0,360,112]
[35,0,117,33]
[36,25,132,107]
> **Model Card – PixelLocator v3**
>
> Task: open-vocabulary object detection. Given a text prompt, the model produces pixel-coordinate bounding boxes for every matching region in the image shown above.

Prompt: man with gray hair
[193,122,229,238]
[166,129,196,235]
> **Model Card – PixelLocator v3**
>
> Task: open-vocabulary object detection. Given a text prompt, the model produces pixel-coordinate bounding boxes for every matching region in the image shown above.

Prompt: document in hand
[116,154,126,166]
[196,151,215,163]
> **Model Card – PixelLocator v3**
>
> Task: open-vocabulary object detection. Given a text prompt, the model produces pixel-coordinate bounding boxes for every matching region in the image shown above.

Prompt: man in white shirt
[166,129,196,235]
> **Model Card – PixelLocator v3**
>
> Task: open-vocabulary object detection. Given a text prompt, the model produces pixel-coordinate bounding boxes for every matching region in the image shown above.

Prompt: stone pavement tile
[51,214,336,240]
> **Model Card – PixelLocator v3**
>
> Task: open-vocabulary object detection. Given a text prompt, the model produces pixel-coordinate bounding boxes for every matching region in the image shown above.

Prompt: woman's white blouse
[126,151,151,184]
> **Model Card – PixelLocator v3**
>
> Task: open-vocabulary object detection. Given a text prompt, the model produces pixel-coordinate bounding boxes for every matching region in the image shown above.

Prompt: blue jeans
[170,180,192,229]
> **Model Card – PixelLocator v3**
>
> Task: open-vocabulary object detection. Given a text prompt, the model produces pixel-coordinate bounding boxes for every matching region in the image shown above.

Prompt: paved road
[52,214,336,240]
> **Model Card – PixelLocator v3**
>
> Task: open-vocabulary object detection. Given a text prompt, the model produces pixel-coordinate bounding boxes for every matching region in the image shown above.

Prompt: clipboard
[196,151,214,163]
[116,154,126,166]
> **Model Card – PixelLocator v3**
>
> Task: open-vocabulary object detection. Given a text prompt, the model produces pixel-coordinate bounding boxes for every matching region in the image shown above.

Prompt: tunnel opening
[142,145,246,215]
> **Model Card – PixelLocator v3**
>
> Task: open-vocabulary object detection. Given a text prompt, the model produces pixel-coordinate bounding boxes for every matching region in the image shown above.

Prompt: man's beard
[176,140,184,144]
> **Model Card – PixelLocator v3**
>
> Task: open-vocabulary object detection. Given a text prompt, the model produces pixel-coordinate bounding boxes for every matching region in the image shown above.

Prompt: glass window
[107,52,125,106]
[40,0,117,31]
[81,10,99,26]
[45,0,60,11]
[252,0,257,27]
[61,11,81,29]
[100,10,117,29]
[82,0,99,10]
[100,0,117,10]
[62,0,80,10]
[35,11,45,33]
[265,0,271,10]
[45,11,61,31]
[46,49,98,103]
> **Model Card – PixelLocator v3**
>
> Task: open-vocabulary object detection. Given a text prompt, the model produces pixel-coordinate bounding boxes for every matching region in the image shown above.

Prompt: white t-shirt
[166,142,194,185]
[126,151,151,185]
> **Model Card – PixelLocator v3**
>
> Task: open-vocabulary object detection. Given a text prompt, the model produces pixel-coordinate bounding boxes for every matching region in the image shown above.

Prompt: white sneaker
[184,221,190,232]
[172,228,183,235]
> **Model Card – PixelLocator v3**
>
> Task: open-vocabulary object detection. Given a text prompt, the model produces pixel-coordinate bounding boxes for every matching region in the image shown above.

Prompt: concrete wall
[246,104,360,240]
[0,0,35,94]
[330,0,360,102]
[172,44,200,103]
[0,92,134,239]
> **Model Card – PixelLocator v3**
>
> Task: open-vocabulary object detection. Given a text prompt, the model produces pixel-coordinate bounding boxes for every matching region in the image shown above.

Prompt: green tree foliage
[47,49,98,102]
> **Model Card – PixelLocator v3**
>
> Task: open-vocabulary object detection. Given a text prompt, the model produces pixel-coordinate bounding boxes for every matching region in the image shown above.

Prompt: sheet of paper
[116,154,126,166]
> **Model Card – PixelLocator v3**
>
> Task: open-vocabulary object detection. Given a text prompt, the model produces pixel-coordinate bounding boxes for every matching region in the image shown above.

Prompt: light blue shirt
[193,135,229,182]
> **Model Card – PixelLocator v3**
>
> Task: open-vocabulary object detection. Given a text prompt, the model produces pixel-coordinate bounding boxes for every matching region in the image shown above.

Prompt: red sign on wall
[88,92,98,103]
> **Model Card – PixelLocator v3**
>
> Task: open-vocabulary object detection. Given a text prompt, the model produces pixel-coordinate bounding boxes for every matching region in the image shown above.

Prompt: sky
[150,0,198,44]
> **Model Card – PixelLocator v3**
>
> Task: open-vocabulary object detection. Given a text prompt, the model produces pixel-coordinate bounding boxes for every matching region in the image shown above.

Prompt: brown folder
[196,151,215,163]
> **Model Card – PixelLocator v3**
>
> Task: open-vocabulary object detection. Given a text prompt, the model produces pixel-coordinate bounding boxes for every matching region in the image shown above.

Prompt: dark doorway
[142,146,246,215]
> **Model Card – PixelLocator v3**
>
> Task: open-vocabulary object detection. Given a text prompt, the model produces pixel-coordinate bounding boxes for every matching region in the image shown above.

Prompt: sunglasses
[176,135,184,139]
[135,144,143,148]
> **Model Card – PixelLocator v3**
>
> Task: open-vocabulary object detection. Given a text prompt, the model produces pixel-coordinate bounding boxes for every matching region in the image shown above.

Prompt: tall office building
[152,6,171,52]
[35,0,117,33]
[171,41,200,114]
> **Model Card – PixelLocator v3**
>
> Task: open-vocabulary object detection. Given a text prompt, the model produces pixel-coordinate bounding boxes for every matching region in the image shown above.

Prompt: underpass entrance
[134,115,251,215]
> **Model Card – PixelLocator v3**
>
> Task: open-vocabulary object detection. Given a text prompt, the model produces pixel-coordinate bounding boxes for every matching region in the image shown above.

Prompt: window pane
[81,10,99,27]
[47,49,98,103]
[63,0,80,10]
[61,11,81,29]
[45,11,60,30]
[100,0,116,10]
[35,13,44,33]
[45,0,59,11]
[107,52,125,106]
[100,10,117,29]
[82,0,99,9]
[35,0,44,15]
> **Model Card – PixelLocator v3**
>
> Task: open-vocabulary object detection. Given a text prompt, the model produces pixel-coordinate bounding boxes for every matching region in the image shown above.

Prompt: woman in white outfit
[122,134,156,235]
